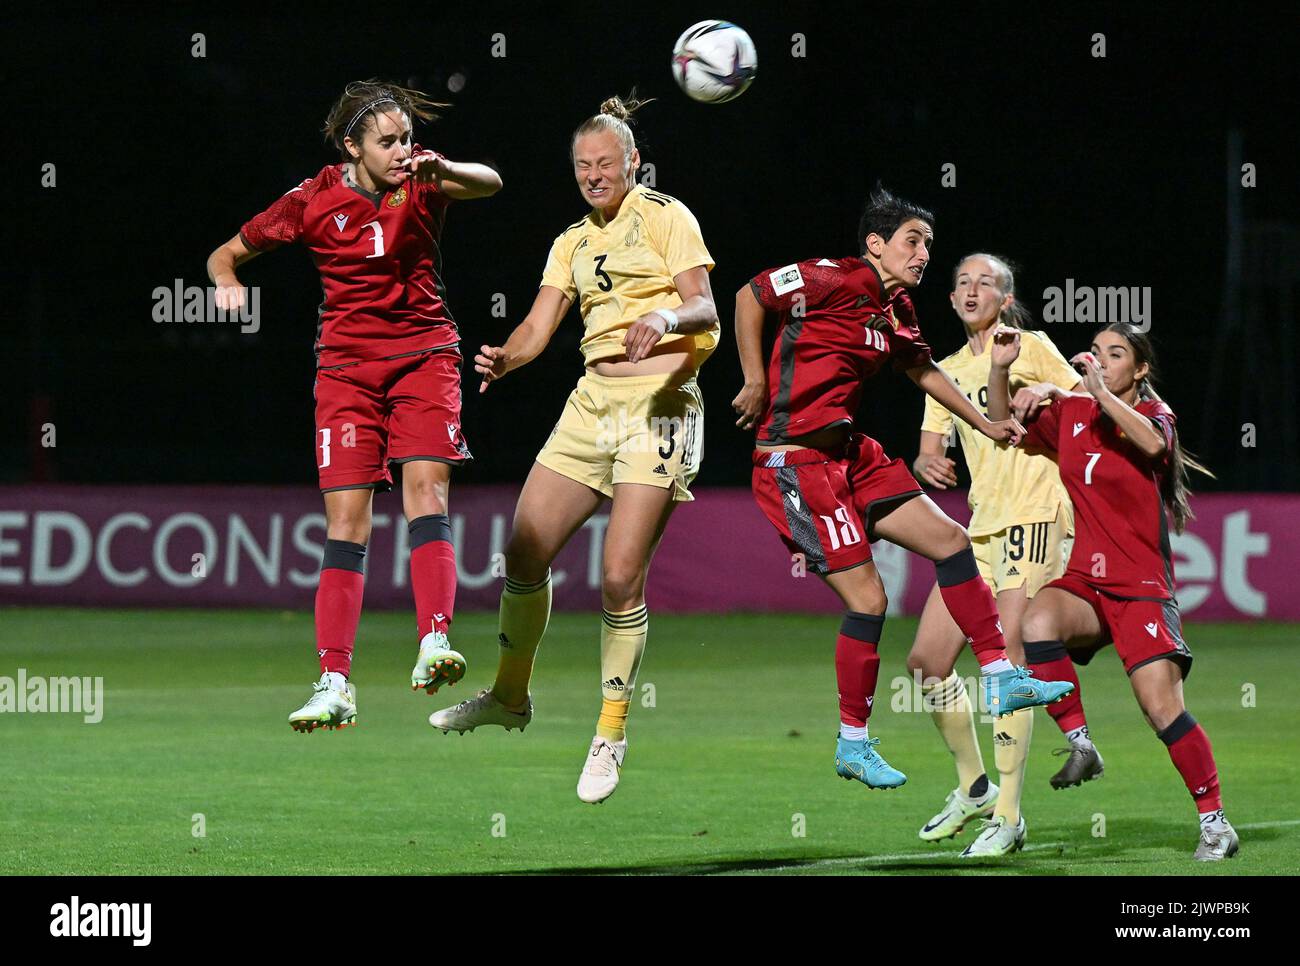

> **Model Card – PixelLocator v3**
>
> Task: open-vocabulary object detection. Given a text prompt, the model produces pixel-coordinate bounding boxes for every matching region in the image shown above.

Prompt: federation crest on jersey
[769,264,804,295]
[624,213,643,247]
[387,184,408,208]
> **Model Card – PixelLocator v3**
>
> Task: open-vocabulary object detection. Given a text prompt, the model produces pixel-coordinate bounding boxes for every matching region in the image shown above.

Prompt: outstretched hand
[474,345,508,393]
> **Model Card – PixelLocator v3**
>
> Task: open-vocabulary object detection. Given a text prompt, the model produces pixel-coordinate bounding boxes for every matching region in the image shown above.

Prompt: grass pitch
[1,608,1296,875]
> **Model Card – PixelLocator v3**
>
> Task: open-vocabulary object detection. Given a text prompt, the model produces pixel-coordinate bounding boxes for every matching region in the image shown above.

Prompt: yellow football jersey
[921,329,1081,536]
[540,185,718,367]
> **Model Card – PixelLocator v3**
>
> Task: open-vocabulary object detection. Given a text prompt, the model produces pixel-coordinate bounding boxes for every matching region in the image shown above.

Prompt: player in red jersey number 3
[206,81,503,732]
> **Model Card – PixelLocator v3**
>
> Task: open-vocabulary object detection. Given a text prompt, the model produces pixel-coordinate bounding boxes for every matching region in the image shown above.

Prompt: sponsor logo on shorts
[1144,621,1159,637]
[1007,566,1020,576]
[786,491,801,510]
[653,463,668,476]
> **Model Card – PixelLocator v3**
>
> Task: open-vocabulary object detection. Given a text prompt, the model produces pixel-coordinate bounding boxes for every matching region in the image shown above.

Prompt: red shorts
[312,348,472,492]
[1048,572,1193,677]
[751,433,922,575]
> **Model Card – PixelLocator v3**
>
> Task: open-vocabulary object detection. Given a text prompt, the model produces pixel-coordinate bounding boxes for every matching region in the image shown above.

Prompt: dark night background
[8,3,1298,493]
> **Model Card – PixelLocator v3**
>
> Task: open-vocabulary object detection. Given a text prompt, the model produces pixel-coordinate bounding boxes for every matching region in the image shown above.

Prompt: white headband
[344,96,399,138]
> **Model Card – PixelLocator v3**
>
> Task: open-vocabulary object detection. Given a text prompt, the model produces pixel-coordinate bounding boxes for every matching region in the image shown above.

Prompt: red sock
[1024,640,1087,733]
[935,549,1007,666]
[315,540,366,677]
[835,612,884,727]
[409,514,456,639]
[1159,713,1223,812]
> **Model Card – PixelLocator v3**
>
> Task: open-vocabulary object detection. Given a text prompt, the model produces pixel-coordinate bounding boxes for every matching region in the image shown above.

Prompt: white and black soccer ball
[671,20,757,104]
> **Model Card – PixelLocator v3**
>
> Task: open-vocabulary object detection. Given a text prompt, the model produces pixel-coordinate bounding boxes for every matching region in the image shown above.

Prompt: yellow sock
[492,571,551,708]
[596,605,647,740]
[597,698,630,741]
[922,672,987,795]
[993,708,1034,823]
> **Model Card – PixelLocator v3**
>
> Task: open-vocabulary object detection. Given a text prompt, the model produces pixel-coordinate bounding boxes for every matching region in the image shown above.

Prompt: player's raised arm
[475,284,572,392]
[623,265,717,364]
[730,283,769,430]
[403,152,502,200]
[1071,350,1168,459]
[206,233,261,312]
[907,358,1024,445]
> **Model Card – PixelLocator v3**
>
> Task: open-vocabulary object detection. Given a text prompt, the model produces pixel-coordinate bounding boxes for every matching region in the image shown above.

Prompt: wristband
[657,308,680,334]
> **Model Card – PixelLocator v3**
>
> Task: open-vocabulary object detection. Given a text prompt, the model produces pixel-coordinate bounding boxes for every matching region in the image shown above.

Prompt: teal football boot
[982,665,1075,717]
[835,735,907,789]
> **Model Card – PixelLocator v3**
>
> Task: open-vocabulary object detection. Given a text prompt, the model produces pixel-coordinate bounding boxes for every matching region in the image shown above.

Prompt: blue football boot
[982,665,1075,717]
[835,735,907,789]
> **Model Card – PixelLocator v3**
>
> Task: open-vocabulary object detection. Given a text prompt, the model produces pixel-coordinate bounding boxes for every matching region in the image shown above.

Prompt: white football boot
[959,814,1027,857]
[410,630,467,695]
[1194,822,1239,861]
[918,782,1000,841]
[576,736,627,804]
[429,688,532,733]
[288,673,357,733]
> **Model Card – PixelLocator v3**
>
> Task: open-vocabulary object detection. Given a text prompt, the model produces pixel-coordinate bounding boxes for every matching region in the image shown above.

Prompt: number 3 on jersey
[593,254,613,292]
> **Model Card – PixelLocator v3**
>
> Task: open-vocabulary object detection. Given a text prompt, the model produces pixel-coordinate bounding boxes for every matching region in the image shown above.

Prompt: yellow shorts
[536,370,704,502]
[972,503,1073,598]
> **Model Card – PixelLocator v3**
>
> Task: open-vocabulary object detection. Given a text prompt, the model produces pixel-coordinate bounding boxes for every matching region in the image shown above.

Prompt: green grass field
[1,608,1297,876]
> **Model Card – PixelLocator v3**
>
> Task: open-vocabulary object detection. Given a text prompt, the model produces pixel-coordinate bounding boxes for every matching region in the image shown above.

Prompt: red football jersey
[1023,394,1178,599]
[749,256,932,444]
[240,148,459,367]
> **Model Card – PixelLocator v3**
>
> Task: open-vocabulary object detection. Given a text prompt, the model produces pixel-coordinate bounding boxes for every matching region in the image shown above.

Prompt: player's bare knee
[503,535,551,584]
[601,561,647,611]
[1021,607,1057,643]
[326,513,371,545]
[859,585,888,615]
[940,522,970,559]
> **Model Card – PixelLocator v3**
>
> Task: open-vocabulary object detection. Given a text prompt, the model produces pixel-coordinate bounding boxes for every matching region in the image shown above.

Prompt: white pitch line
[1237,819,1300,830]
[751,841,1067,874]
[751,821,1300,874]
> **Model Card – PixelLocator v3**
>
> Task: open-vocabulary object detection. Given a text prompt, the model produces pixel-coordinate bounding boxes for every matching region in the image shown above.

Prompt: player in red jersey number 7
[206,81,502,732]
[988,322,1236,861]
[733,186,1076,790]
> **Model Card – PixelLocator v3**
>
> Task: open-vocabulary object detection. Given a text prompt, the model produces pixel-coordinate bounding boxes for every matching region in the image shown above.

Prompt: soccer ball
[671,20,757,104]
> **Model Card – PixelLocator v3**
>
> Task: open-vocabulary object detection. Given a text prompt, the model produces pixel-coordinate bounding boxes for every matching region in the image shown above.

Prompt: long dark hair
[1097,322,1213,533]
[322,79,448,158]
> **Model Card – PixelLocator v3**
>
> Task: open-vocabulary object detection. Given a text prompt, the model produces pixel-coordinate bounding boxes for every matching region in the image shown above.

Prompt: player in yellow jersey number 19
[428,95,720,805]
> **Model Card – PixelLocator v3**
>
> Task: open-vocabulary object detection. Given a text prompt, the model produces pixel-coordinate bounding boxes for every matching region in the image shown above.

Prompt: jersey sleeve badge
[769,264,805,295]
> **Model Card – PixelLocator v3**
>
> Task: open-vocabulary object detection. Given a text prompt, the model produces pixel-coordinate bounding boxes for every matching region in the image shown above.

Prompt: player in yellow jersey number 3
[428,96,719,804]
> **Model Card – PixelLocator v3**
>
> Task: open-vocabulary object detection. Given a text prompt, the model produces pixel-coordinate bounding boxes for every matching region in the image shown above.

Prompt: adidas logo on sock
[603,676,627,692]
[652,463,668,475]
[498,632,512,649]
[993,731,1015,746]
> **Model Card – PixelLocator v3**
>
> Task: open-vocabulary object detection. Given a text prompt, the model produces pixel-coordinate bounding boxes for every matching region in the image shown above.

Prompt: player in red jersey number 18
[734,186,1077,792]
